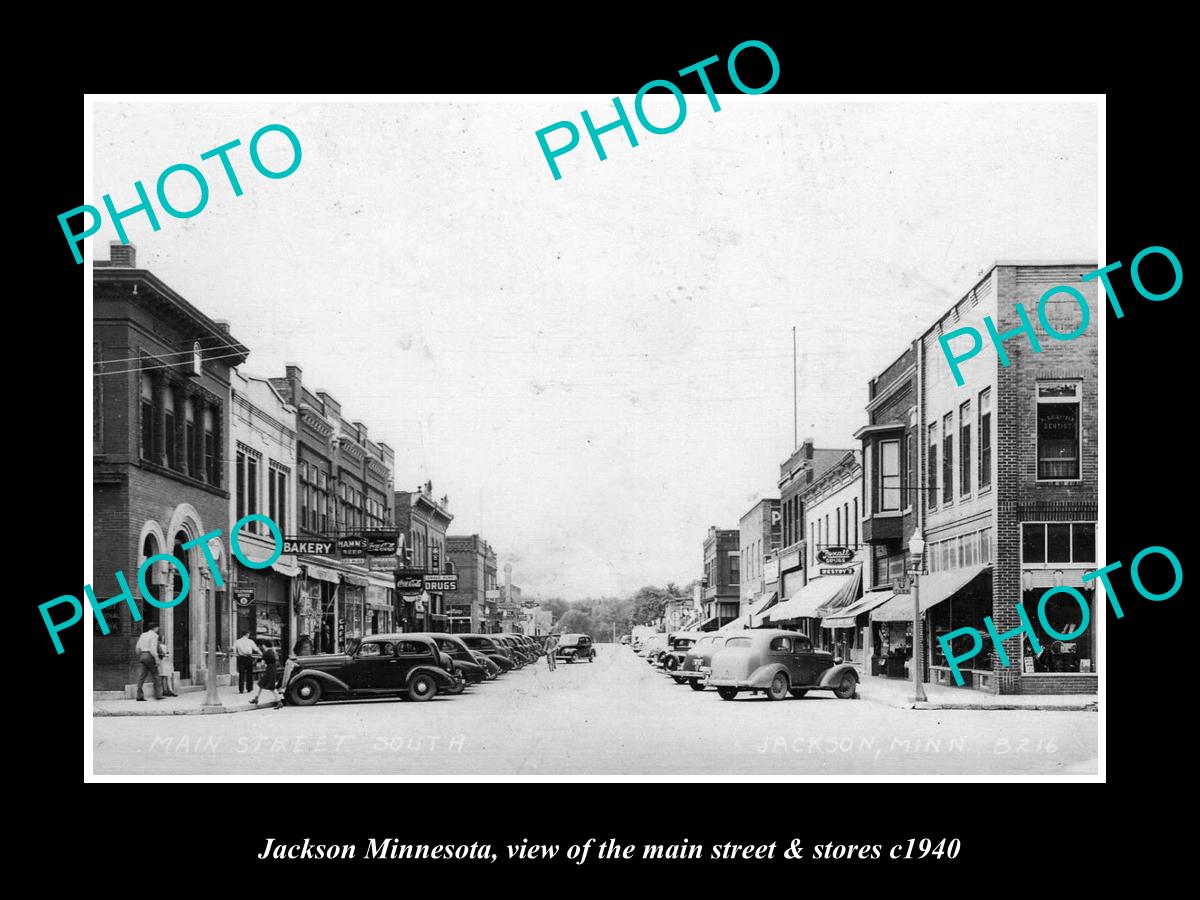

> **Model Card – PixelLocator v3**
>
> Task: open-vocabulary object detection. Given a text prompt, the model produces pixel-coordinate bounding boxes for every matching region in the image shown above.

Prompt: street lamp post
[908,529,927,703]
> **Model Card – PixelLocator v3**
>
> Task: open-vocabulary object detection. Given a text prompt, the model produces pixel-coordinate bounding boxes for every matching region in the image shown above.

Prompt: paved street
[93,645,1097,775]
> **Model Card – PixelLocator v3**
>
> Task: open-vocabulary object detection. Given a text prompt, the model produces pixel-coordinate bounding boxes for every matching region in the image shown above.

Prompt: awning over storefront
[822,590,897,630]
[271,556,301,578]
[719,616,748,632]
[697,615,721,631]
[301,564,340,584]
[814,566,863,618]
[767,571,859,623]
[366,574,394,590]
[870,564,991,622]
[342,573,370,588]
[751,591,779,617]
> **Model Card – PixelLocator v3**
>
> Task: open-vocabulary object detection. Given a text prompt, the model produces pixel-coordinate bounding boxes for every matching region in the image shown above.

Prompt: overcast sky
[91,98,1097,599]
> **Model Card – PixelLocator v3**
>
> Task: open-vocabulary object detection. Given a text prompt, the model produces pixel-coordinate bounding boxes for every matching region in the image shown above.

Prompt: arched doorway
[141,533,162,628]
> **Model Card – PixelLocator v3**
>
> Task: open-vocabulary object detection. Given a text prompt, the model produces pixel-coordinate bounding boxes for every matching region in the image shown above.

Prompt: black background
[21,20,1185,885]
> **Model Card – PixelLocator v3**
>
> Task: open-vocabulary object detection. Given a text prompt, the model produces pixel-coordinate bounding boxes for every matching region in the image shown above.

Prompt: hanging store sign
[284,537,335,555]
[395,568,425,596]
[365,531,400,555]
[338,535,367,558]
[368,555,398,573]
[817,546,855,565]
[424,574,458,592]
[234,587,256,607]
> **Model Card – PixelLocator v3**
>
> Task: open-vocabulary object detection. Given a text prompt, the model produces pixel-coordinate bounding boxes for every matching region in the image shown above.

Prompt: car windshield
[436,638,471,659]
[674,639,695,649]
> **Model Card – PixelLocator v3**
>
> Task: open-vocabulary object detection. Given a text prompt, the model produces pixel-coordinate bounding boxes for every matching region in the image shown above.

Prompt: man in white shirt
[134,623,162,701]
[234,630,262,694]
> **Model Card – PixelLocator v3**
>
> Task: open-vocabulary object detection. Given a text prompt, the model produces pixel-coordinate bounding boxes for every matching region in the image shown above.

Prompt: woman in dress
[248,646,283,709]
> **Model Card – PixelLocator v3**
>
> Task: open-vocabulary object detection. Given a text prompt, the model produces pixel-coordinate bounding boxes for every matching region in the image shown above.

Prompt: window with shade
[877,439,901,511]
[163,388,177,470]
[978,388,992,491]
[203,407,216,484]
[185,398,197,476]
[1037,381,1081,479]
[140,373,155,459]
[959,399,972,497]
[927,423,938,510]
[942,414,954,505]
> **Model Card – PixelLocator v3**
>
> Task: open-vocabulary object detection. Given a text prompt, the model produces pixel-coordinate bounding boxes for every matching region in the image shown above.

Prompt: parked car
[418,633,488,688]
[555,633,595,663]
[637,634,668,661]
[659,631,704,679]
[283,634,462,706]
[472,650,501,679]
[705,629,859,701]
[494,635,530,666]
[677,634,732,691]
[461,634,516,671]
[619,634,632,645]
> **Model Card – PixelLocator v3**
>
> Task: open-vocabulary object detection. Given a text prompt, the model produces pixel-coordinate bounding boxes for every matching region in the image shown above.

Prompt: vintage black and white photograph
[86,95,1100,777]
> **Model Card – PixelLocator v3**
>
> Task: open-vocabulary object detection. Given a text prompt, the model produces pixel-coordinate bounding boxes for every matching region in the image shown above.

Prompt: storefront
[298,562,340,654]
[341,573,368,645]
[230,557,298,666]
[767,566,860,646]
[820,585,894,669]
[870,563,992,688]
[366,577,394,634]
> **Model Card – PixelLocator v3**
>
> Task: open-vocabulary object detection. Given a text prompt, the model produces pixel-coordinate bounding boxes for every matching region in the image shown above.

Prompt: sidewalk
[93,684,283,717]
[857,674,1097,711]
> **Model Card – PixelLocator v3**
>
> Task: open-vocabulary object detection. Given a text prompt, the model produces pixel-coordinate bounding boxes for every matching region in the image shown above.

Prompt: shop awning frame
[822,589,897,629]
[767,568,860,623]
[870,563,992,622]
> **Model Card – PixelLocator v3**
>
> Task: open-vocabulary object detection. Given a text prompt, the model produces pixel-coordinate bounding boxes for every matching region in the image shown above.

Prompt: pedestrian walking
[234,630,262,694]
[134,623,162,701]
[157,640,178,697]
[545,633,558,671]
[249,646,283,709]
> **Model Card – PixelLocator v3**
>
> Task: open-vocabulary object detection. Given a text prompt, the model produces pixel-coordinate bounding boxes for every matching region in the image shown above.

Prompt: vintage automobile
[637,634,668,660]
[493,635,530,666]
[659,631,704,680]
[705,629,859,701]
[461,634,517,671]
[555,633,595,663]
[283,634,462,705]
[472,650,501,679]
[619,634,632,645]
[677,633,732,691]
[420,633,488,687]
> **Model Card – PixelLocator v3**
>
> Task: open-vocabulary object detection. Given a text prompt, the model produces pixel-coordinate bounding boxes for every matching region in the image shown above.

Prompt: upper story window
[927,423,938,510]
[140,373,155,460]
[876,439,901,512]
[959,399,972,498]
[1037,381,1081,480]
[978,388,992,491]
[1022,522,1095,565]
[941,414,954,505]
[163,388,177,470]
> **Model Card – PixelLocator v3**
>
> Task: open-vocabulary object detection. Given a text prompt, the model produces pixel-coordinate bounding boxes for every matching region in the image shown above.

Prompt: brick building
[732,498,780,628]
[92,243,248,694]
[394,482,454,631]
[699,527,740,630]
[765,440,855,633]
[446,535,498,633]
[867,262,1098,694]
[269,366,396,653]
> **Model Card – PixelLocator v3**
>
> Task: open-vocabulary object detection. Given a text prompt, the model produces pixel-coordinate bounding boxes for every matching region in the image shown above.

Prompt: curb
[93,702,277,717]
[861,693,1097,712]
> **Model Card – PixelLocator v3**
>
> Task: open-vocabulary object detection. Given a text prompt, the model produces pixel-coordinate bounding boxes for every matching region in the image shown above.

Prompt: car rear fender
[291,669,351,693]
[406,665,457,688]
[818,663,859,687]
[748,662,790,689]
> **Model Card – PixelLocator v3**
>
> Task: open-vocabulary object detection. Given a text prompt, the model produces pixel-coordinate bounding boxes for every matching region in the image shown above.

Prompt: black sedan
[283,634,462,705]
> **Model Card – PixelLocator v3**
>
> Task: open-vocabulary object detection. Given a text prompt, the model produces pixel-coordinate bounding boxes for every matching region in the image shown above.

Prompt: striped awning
[822,590,897,629]
[767,571,858,622]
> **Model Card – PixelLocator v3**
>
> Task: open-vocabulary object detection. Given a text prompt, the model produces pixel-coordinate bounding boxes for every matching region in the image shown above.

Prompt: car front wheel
[834,672,858,699]
[689,680,706,692]
[716,687,739,701]
[443,678,465,695]
[766,672,790,701]
[288,676,322,707]
[408,673,437,702]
